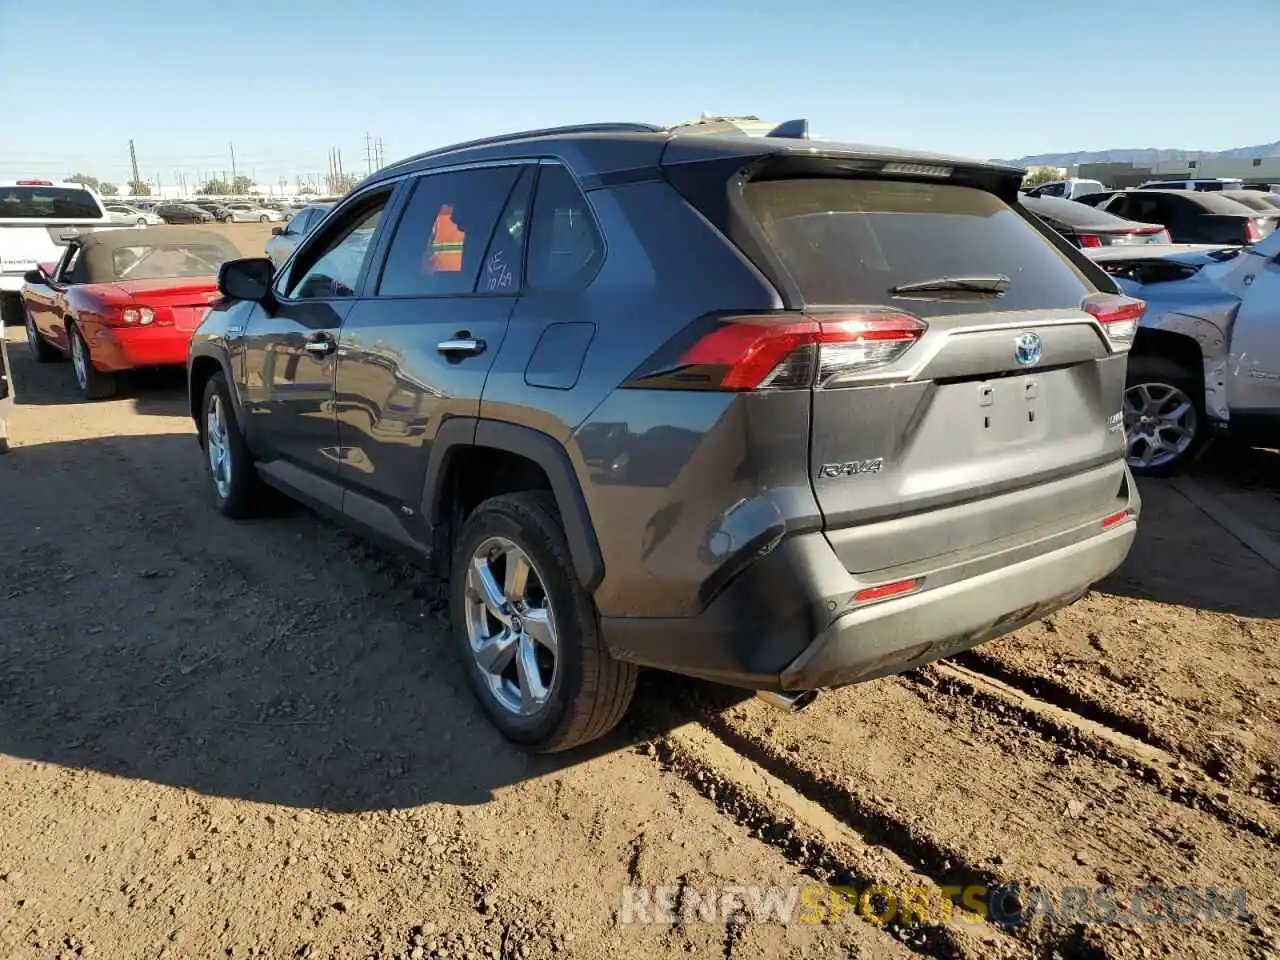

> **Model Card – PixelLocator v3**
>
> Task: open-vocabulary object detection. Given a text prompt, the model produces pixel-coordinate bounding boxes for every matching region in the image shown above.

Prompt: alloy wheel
[70,330,88,390]
[464,536,559,717]
[1123,380,1198,470]
[24,309,40,359]
[206,394,233,499]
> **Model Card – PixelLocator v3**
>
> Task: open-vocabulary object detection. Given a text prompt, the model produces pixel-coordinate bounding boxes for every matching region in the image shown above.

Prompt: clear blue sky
[1,0,1275,191]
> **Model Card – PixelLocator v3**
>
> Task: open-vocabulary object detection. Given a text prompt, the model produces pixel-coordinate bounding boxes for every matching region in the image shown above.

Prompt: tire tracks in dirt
[915,659,1280,840]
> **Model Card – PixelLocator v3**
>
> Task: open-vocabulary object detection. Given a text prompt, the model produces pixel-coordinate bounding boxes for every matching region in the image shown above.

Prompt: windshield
[744,178,1094,315]
[0,185,104,220]
[111,242,232,280]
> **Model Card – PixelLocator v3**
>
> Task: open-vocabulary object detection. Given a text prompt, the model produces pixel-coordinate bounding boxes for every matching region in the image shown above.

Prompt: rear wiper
[890,275,1011,296]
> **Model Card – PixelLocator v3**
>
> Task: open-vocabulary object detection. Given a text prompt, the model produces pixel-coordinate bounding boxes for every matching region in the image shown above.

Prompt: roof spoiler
[766,119,809,140]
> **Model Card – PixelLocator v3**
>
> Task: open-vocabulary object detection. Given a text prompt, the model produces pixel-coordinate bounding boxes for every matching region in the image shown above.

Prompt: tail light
[637,310,927,391]
[1129,226,1170,244]
[1082,293,1144,346]
[1077,233,1103,248]
[1246,219,1263,243]
[103,304,164,326]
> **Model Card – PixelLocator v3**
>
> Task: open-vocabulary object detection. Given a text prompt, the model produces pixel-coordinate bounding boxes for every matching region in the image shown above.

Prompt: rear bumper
[601,485,1139,692]
[779,521,1133,690]
[89,326,191,371]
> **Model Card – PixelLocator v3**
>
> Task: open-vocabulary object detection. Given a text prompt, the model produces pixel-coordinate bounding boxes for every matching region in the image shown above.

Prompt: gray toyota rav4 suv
[189,118,1141,751]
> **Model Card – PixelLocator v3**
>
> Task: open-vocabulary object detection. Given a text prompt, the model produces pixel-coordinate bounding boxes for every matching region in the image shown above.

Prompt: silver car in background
[1089,231,1280,474]
[225,203,284,223]
[105,203,163,226]
[264,201,333,269]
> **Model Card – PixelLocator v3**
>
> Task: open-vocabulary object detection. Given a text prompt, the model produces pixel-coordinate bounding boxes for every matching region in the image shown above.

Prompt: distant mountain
[1009,142,1280,167]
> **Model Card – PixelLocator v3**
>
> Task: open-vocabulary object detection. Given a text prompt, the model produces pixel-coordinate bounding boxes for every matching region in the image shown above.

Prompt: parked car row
[1030,189,1279,246]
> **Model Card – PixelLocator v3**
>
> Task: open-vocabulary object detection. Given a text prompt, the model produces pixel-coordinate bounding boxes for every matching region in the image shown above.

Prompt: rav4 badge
[819,458,885,479]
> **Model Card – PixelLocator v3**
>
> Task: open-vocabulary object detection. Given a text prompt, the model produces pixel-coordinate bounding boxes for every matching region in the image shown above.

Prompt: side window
[526,165,604,292]
[378,166,522,297]
[1107,195,1133,219]
[287,209,312,235]
[477,167,532,293]
[58,244,82,282]
[286,193,390,300]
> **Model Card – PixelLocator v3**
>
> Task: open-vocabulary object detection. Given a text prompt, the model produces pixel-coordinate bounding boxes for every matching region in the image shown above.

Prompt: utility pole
[229,142,237,189]
[128,139,141,187]
[375,137,385,169]
[364,132,373,176]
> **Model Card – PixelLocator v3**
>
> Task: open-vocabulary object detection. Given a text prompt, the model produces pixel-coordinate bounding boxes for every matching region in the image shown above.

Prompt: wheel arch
[1130,326,1208,407]
[187,347,243,435]
[423,418,605,593]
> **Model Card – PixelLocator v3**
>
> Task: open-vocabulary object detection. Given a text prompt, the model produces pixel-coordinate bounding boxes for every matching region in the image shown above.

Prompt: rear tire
[450,491,638,753]
[259,214,268,222]
[1124,354,1205,477]
[68,323,116,400]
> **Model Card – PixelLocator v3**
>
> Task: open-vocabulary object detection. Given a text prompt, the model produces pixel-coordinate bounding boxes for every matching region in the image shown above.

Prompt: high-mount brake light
[16,179,54,186]
[1082,293,1144,346]
[881,162,952,178]
[675,310,927,391]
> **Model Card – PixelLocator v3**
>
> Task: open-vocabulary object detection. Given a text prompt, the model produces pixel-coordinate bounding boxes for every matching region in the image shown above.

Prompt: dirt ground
[0,296,1277,960]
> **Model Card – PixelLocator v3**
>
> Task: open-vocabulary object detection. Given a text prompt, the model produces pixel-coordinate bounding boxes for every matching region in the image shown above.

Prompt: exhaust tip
[755,689,819,713]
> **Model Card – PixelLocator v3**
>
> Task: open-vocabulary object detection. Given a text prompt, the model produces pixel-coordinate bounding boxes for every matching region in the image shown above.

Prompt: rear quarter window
[743,178,1093,315]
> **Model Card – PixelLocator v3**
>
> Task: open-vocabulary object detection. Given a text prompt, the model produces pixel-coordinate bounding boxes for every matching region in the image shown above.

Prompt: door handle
[305,335,336,356]
[436,337,486,357]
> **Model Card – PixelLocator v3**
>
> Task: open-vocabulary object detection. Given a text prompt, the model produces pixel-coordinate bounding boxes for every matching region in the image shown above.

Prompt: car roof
[1217,190,1280,210]
[1122,190,1259,214]
[70,226,239,283]
[361,120,1025,191]
[0,179,95,189]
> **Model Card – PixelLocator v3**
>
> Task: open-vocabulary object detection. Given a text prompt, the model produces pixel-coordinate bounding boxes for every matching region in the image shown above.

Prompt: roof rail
[381,122,665,172]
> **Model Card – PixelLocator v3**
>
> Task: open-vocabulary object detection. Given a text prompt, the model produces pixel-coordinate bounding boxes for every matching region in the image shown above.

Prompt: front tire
[1124,355,1205,476]
[68,324,116,399]
[450,491,638,753]
[200,372,269,518]
[259,214,268,223]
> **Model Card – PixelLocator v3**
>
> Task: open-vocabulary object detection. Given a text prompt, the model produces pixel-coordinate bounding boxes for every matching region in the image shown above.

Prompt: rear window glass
[0,185,104,220]
[110,242,233,280]
[743,179,1093,315]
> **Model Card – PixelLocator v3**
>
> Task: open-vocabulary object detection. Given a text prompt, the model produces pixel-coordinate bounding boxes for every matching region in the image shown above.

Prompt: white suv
[1024,178,1108,200]
[0,179,114,328]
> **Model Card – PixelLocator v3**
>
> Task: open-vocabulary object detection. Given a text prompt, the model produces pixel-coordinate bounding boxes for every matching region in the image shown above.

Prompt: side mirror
[23,268,44,284]
[218,257,275,303]
[271,226,284,236]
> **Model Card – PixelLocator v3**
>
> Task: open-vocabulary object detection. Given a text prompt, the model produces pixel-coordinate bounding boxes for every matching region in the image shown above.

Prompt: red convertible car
[20,227,239,399]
